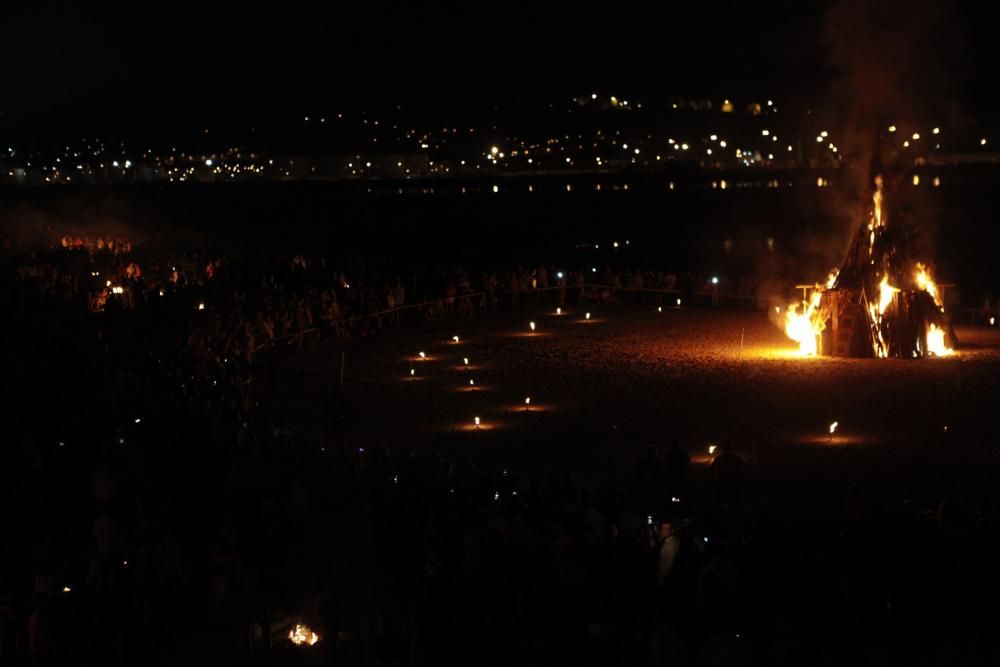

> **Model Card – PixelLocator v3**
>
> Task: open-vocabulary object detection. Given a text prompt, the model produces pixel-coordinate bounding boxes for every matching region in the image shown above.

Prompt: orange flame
[914,263,940,307]
[784,290,823,355]
[825,269,839,289]
[877,276,898,315]
[913,264,954,356]
[927,323,953,357]
[289,624,320,646]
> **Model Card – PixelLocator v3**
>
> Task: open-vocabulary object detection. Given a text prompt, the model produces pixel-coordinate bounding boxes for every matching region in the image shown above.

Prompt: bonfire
[288,623,320,646]
[786,164,956,358]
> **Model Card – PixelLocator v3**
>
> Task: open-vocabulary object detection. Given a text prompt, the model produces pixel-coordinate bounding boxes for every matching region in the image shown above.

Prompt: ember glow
[288,624,320,646]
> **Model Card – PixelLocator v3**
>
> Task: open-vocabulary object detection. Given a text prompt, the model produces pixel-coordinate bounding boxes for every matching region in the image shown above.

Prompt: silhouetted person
[633,445,666,511]
[710,441,746,510]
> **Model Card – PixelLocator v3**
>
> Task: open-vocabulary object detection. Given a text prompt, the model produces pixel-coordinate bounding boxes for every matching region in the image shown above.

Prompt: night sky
[1,1,997,135]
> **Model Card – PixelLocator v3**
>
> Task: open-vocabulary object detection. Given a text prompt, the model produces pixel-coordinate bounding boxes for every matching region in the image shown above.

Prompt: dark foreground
[6,298,1000,666]
[258,308,1000,666]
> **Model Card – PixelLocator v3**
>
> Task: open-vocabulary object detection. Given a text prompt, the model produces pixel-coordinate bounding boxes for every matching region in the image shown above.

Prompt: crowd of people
[2,235,997,665]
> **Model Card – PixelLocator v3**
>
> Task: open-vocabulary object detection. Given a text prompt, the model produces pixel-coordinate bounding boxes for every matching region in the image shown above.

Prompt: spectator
[710,441,746,510]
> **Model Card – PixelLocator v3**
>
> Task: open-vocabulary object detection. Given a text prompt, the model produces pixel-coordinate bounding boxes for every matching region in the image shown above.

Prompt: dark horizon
[4,1,996,138]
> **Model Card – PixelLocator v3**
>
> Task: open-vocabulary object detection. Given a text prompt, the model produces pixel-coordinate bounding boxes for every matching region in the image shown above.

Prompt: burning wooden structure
[785,165,956,358]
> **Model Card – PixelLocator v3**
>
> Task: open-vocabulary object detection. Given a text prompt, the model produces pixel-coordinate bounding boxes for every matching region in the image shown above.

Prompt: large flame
[782,173,954,359]
[785,290,823,355]
[877,276,898,315]
[927,323,953,357]
[866,276,900,357]
[914,264,953,356]
[914,263,939,306]
[289,624,320,646]
[867,176,884,255]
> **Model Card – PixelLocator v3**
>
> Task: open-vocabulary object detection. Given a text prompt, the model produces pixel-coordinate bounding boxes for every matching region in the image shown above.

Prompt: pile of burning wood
[785,172,956,358]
